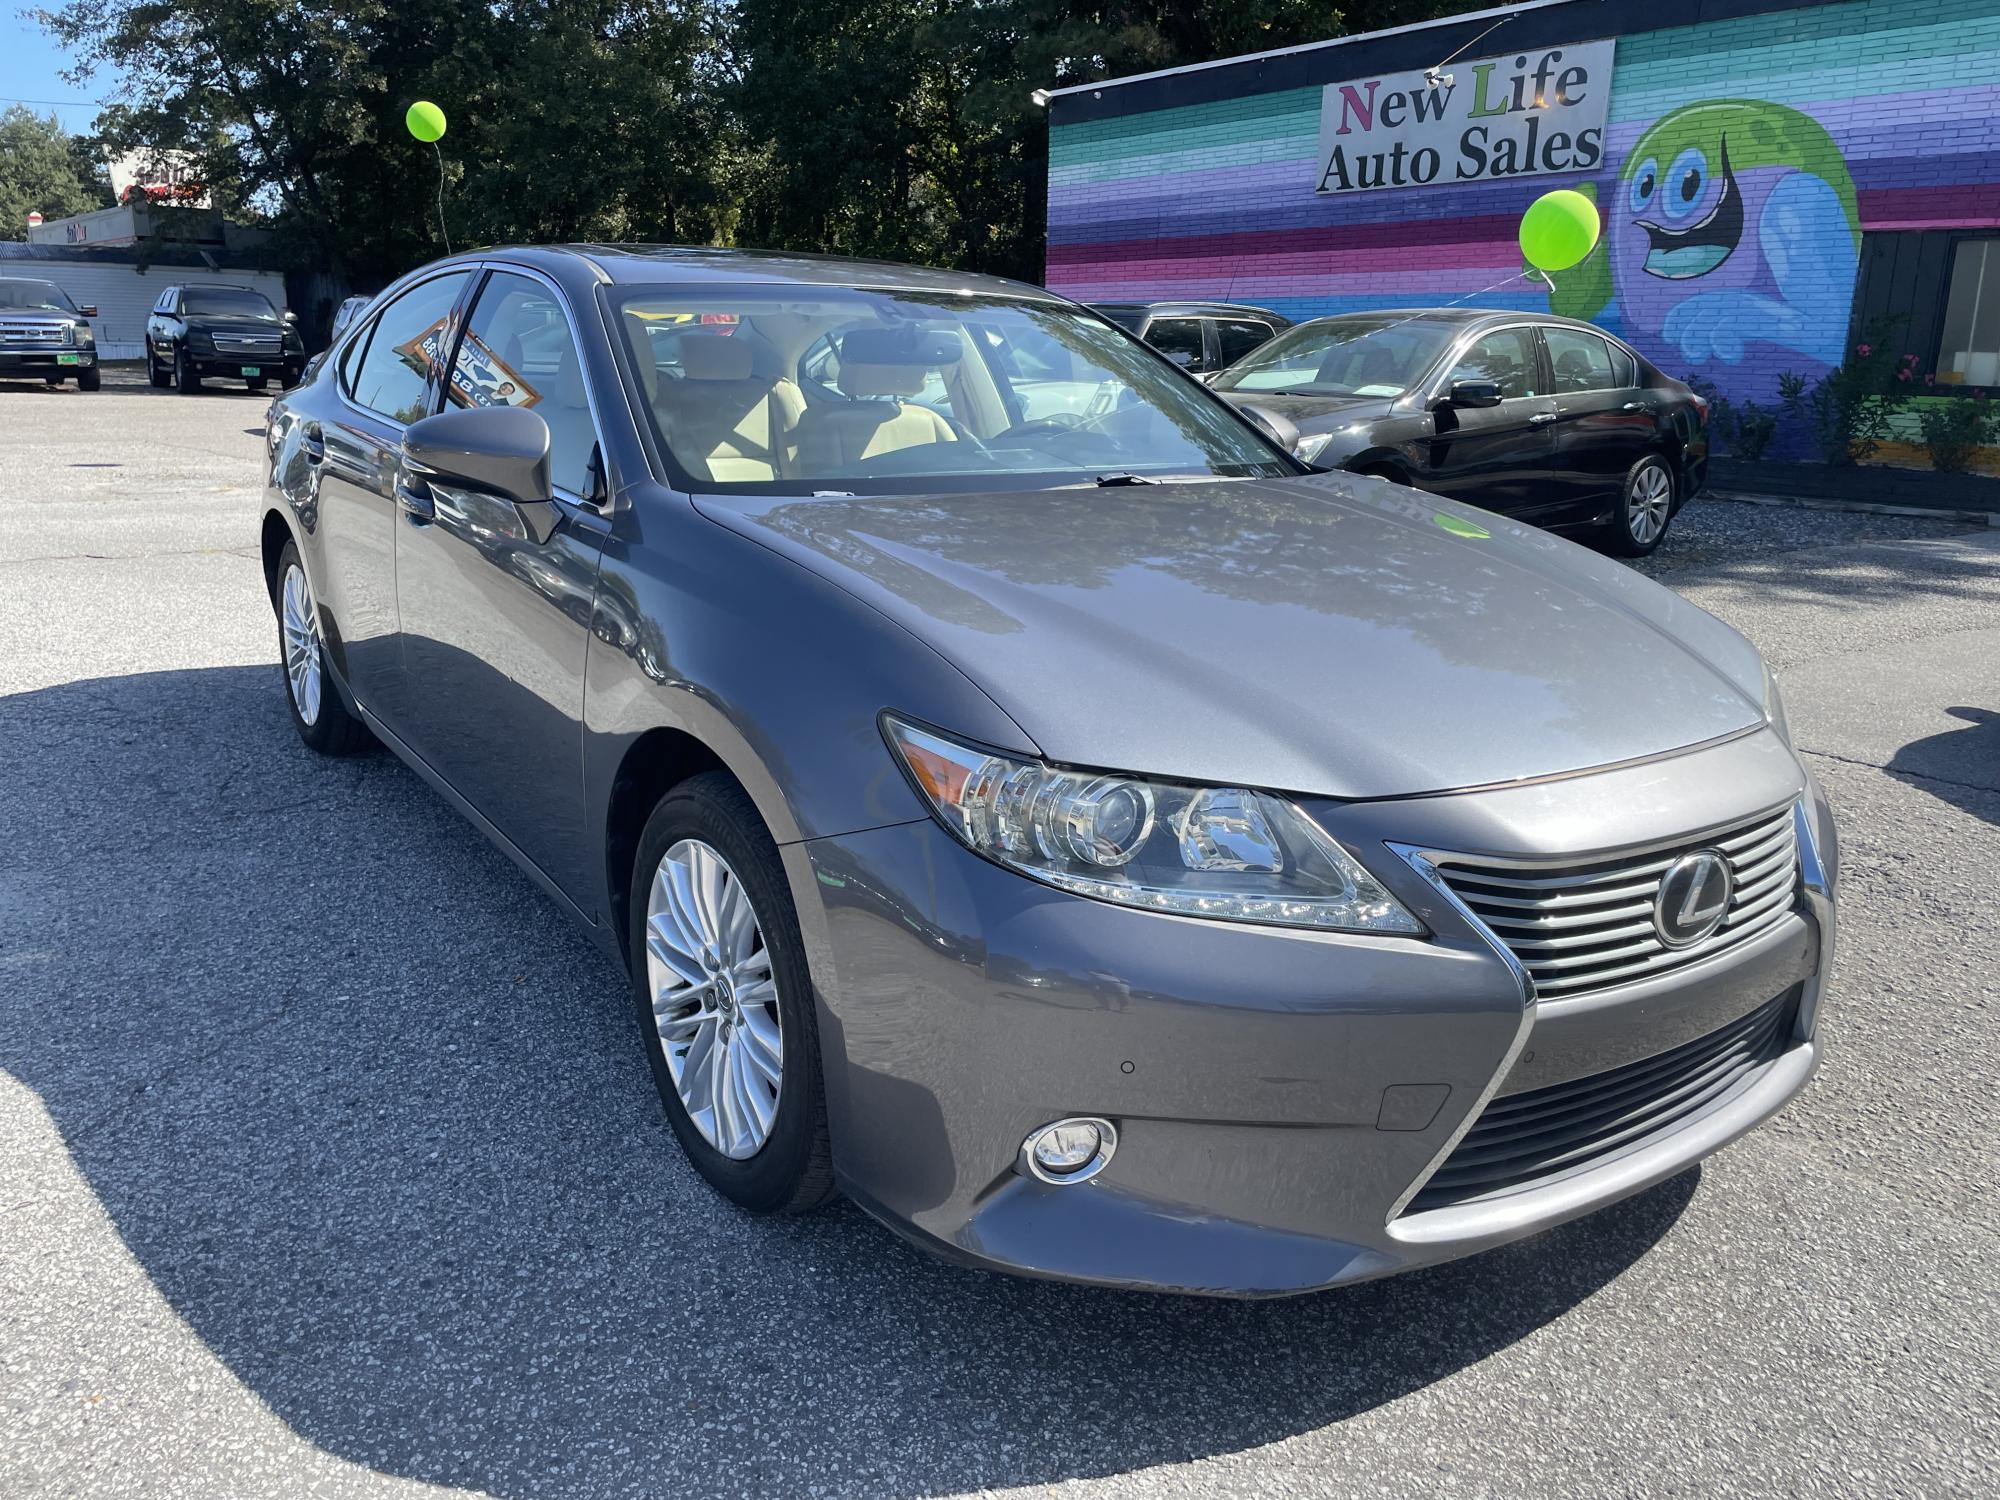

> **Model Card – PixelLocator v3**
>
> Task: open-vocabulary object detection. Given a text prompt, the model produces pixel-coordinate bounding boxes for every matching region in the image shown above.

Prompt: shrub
[1686,375,1778,462]
[1777,336,1907,465]
[1913,390,1997,474]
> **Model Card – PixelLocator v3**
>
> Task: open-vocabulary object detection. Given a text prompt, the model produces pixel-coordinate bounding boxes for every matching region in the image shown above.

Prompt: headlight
[1763,664,1791,744]
[71,323,94,347]
[1293,431,1335,465]
[883,717,1423,934]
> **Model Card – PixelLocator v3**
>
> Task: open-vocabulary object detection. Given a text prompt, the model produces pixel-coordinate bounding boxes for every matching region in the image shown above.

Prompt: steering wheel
[991,414,1089,443]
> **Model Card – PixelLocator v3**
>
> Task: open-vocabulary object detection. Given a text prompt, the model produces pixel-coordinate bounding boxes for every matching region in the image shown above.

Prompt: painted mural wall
[1045,0,2000,409]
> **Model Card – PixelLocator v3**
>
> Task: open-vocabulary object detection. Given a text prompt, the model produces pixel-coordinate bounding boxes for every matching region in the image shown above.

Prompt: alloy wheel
[280,562,323,726]
[1627,463,1672,545]
[644,839,784,1160]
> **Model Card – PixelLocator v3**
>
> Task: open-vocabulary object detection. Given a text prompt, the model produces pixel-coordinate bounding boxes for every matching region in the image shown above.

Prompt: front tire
[77,366,101,392]
[628,773,835,1215]
[272,541,371,754]
[174,345,200,393]
[1602,453,1676,557]
[148,349,170,388]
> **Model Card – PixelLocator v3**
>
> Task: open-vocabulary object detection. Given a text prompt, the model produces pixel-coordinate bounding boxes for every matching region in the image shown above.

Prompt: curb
[1701,489,2000,527]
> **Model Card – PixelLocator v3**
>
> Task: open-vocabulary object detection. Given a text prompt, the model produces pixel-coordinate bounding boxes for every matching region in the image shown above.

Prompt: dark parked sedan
[1214,309,1710,556]
[260,246,1833,1296]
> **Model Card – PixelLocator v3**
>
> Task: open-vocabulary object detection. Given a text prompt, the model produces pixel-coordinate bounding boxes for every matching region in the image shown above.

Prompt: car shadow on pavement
[0,664,1696,1499]
[1887,706,2000,824]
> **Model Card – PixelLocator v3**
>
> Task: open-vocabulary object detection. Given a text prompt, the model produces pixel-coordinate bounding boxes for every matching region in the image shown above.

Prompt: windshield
[1214,316,1458,398]
[0,279,78,315]
[610,287,1291,495]
[184,287,279,319]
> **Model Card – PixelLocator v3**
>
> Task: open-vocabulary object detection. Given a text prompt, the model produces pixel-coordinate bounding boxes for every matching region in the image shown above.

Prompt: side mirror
[282,309,298,323]
[1438,378,1503,409]
[404,405,553,510]
[77,304,99,318]
[1235,401,1301,454]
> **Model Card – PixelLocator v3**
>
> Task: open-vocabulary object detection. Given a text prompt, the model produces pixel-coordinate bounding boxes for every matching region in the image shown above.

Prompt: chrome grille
[0,320,67,347]
[1433,804,1800,998]
[214,332,282,356]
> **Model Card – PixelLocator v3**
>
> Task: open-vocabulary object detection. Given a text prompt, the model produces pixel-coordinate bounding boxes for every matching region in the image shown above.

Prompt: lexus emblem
[1654,851,1734,948]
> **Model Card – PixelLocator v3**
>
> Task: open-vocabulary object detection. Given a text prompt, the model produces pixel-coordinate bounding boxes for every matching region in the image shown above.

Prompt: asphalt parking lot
[2,367,1996,1500]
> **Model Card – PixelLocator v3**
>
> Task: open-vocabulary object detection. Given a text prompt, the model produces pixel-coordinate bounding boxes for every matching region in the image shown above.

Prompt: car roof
[1092,300,1286,319]
[461,244,1067,302]
[1296,307,1616,334]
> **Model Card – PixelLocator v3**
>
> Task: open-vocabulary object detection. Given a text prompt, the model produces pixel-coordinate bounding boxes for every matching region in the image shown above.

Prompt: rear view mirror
[404,405,553,509]
[1441,379,1503,409]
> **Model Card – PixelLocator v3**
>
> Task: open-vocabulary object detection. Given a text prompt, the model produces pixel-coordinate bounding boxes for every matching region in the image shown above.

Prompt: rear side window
[1606,339,1639,387]
[1449,328,1541,399]
[1544,327,1617,394]
[348,272,470,423]
[1146,317,1207,371]
[1215,318,1276,367]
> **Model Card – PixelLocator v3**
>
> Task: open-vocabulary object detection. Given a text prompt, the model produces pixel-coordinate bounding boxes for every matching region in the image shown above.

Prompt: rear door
[391,265,611,902]
[1417,325,1558,515]
[1543,325,1653,515]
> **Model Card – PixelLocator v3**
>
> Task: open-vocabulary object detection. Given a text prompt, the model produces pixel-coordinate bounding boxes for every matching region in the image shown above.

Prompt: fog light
[1021,1117,1116,1184]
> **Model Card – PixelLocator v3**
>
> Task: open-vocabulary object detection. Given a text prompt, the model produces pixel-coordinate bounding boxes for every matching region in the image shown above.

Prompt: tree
[0,107,112,237]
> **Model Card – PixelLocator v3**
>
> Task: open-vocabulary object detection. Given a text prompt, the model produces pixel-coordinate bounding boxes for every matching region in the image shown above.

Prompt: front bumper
[0,349,95,373]
[794,726,1836,1296]
[188,352,295,379]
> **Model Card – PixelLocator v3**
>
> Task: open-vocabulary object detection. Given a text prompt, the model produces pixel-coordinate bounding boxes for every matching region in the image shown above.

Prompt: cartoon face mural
[1551,99,1861,393]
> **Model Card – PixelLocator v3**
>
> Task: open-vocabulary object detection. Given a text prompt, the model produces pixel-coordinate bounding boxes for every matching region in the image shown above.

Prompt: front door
[1544,325,1655,517]
[311,269,471,711]
[1419,326,1558,515]
[392,267,610,902]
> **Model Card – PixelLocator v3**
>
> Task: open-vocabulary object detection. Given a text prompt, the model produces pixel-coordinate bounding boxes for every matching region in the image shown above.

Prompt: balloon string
[432,141,452,255]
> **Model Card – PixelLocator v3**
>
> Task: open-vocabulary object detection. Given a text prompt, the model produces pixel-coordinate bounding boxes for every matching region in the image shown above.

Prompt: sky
[1,9,120,133]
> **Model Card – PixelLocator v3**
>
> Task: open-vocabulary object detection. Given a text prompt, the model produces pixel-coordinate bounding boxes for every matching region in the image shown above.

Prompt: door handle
[301,426,325,464]
[1622,401,1647,412]
[1528,411,1557,425]
[395,475,435,523]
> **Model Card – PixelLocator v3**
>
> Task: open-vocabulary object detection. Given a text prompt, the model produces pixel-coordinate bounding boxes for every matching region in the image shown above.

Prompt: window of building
[1939,238,2000,386]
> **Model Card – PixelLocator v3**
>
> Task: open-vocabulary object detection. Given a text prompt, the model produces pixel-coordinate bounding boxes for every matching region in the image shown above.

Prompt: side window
[1448,328,1541,399]
[451,271,597,497]
[1544,327,1617,394]
[1606,340,1639,388]
[348,271,470,424]
[1147,317,1207,371]
[1215,318,1275,367]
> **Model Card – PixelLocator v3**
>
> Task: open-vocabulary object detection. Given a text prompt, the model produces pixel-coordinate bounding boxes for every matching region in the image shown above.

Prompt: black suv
[1091,300,1292,378]
[0,277,101,390]
[145,283,305,392]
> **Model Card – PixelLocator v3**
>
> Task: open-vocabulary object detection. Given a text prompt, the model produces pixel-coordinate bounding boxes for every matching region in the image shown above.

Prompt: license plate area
[57,353,81,366]
[240,365,262,377]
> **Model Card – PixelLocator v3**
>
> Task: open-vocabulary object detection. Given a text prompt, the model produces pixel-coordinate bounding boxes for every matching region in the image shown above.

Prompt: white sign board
[1315,39,1615,194]
[106,149,211,210]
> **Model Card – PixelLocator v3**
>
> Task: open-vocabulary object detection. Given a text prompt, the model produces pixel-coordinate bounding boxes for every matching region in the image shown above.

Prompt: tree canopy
[0,107,113,237]
[35,0,1451,282]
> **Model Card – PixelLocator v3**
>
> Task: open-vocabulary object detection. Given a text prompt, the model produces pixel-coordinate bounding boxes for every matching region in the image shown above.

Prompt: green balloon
[406,100,447,143]
[1519,188,1599,273]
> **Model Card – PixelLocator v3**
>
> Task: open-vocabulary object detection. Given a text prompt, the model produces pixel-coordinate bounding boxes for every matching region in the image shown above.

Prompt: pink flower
[1902,352,1918,364]
[1857,343,1873,356]
[1926,373,1936,386]
[1896,368,1912,381]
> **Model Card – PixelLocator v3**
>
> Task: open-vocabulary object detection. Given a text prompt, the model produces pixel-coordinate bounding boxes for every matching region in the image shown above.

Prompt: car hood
[697,474,1767,799]
[1217,391,1398,432]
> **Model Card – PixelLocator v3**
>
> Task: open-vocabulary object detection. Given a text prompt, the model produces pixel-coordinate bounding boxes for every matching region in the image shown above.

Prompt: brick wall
[1047,0,2000,413]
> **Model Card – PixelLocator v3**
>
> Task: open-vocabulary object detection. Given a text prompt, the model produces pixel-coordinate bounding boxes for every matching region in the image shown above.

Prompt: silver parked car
[260,246,1837,1296]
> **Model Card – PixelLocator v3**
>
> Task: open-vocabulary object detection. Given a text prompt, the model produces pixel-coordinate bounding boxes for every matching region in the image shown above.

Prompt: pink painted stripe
[1050,260,1523,297]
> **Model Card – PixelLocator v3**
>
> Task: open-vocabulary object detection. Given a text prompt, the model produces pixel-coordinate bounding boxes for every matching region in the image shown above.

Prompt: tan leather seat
[655,333,803,482]
[794,357,956,477]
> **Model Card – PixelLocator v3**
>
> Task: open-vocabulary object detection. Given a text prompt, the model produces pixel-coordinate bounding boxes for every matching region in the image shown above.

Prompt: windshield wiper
[1093,471,1157,486]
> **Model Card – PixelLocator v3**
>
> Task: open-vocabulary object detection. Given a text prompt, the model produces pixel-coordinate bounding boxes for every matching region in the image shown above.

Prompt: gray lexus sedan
[261,245,1837,1297]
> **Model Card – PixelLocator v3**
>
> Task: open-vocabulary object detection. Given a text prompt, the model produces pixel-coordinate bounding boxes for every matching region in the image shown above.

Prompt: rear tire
[174,345,200,393]
[43,375,63,388]
[248,376,269,391]
[1600,453,1676,557]
[272,541,371,755]
[628,772,835,1216]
